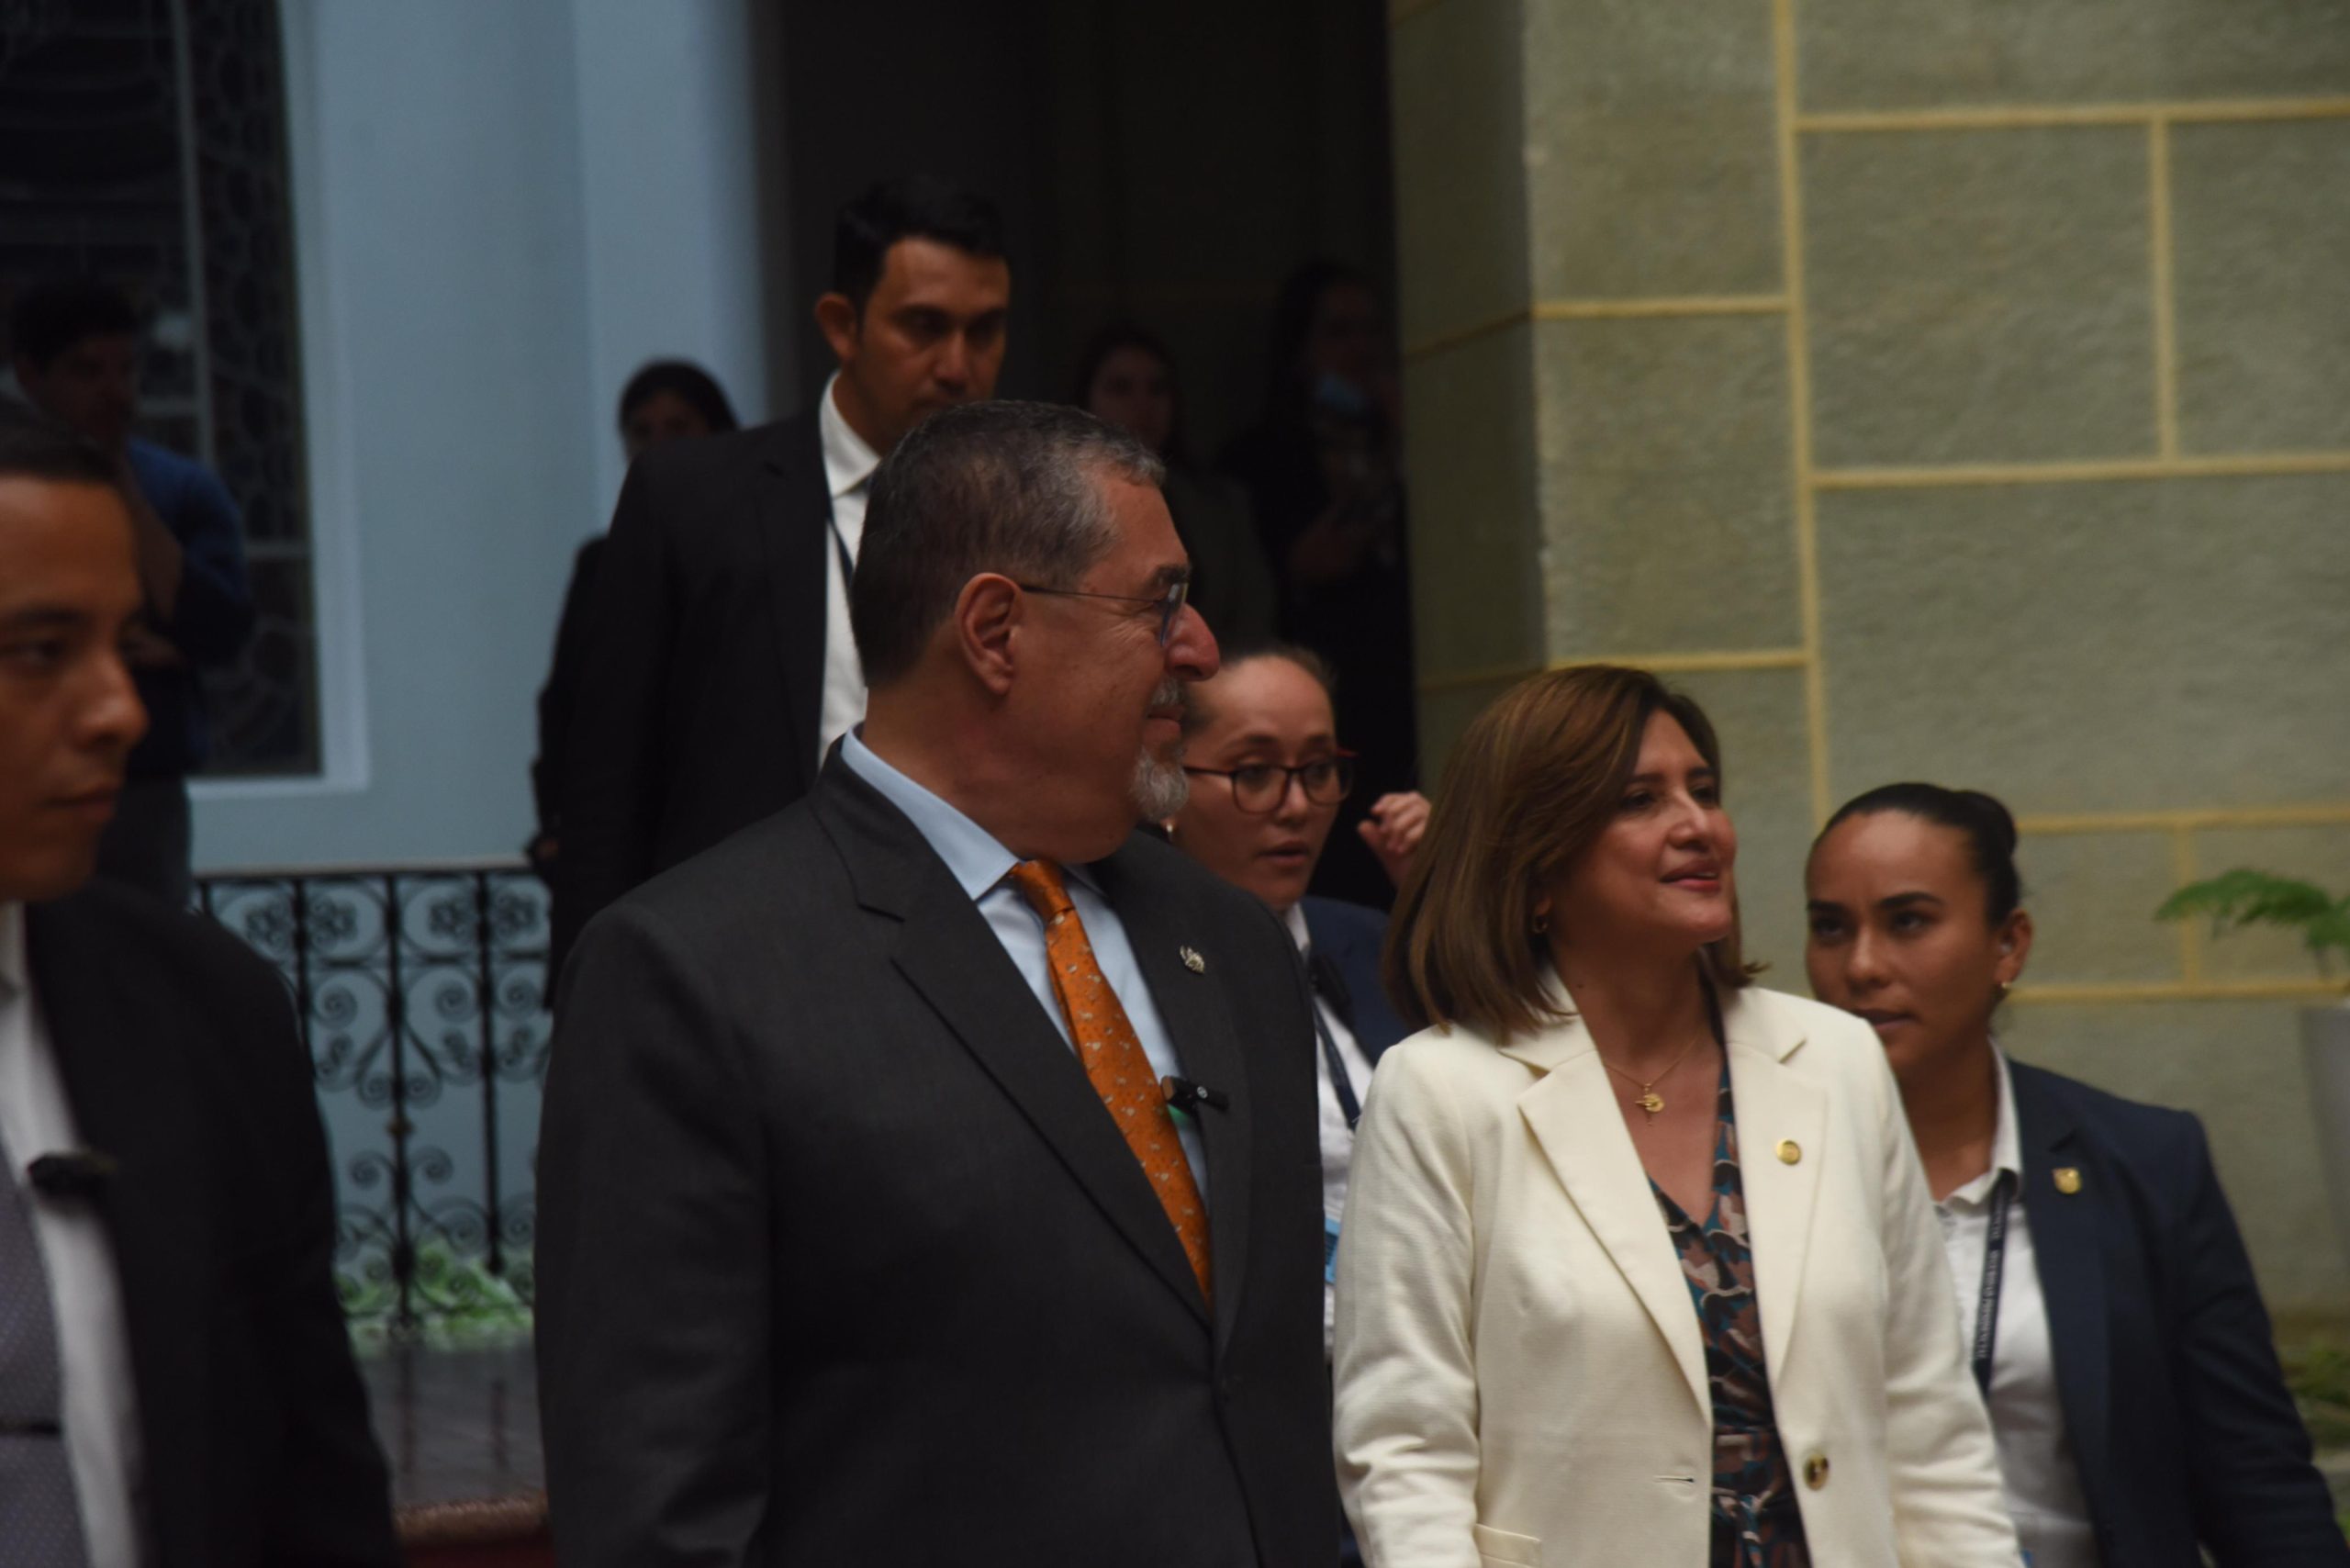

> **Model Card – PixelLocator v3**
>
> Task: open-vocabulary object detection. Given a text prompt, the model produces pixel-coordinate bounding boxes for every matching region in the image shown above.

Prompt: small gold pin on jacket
[1180,946,1205,973]
[2053,1167,2083,1195]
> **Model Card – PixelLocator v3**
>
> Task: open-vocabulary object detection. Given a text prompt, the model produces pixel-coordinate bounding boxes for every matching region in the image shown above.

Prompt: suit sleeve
[549,464,672,975]
[1865,1035,2023,1566]
[155,464,257,666]
[536,903,772,1567]
[1332,1042,1484,1568]
[2167,1114,2350,1565]
[228,956,401,1567]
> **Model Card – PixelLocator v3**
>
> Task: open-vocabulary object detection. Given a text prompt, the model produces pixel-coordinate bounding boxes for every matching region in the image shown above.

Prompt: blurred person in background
[0,422,396,1565]
[1337,665,2019,1567]
[550,175,1010,977]
[1806,783,2347,1568]
[8,278,254,907]
[1222,262,1414,908]
[1164,642,1427,1565]
[1076,323,1277,646]
[529,359,739,878]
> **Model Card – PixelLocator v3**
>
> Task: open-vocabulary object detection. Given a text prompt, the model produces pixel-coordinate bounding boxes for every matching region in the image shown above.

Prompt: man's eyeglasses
[1183,754,1356,814]
[1014,578,1191,645]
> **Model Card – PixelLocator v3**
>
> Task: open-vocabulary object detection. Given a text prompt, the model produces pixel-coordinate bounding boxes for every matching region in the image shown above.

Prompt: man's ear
[812,293,861,366]
[953,574,1022,697]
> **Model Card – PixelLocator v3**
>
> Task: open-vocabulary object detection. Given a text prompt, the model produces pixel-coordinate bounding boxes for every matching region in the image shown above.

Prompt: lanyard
[1971,1170,2015,1396]
[1313,1001,1361,1131]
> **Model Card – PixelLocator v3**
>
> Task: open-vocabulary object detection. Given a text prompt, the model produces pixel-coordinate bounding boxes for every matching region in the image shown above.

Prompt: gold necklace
[1598,1035,1708,1120]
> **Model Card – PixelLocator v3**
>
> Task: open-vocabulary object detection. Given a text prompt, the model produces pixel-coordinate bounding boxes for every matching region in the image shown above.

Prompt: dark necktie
[0,1116,91,1565]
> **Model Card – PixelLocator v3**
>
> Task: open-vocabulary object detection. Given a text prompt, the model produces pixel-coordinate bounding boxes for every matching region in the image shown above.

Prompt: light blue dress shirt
[841,731,1208,1198]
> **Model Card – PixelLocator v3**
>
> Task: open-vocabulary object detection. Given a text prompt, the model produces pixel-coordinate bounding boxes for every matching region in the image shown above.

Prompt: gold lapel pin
[1180,946,1206,973]
[1776,1139,1801,1165]
[2053,1167,2083,1195]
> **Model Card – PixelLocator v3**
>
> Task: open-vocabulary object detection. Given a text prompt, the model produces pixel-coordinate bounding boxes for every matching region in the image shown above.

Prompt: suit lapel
[757,412,834,790]
[818,769,1211,1326]
[2013,1062,2109,1507]
[1509,1022,1709,1416]
[25,900,210,1559]
[1718,998,1827,1383]
[1096,846,1253,1351]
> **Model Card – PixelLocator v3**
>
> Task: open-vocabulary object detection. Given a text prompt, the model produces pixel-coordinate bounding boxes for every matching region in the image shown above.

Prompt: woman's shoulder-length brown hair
[1382,664,1753,1044]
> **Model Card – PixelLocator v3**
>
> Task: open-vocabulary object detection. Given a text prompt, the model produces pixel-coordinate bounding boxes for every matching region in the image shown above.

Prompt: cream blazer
[1333,984,2020,1568]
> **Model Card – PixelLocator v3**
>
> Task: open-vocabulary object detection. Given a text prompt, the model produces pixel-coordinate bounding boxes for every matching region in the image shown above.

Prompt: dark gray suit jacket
[25,884,398,1567]
[536,755,1336,1566]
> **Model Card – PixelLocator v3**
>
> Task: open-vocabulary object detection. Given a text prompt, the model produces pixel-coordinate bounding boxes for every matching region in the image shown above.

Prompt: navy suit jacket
[2010,1058,2346,1567]
[1299,896,1410,1062]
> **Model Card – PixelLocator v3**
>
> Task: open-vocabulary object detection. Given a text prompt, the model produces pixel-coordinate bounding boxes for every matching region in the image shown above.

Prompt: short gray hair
[851,400,1167,687]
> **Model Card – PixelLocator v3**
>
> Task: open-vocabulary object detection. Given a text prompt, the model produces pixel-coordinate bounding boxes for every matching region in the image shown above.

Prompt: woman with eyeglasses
[1166,642,1427,1564]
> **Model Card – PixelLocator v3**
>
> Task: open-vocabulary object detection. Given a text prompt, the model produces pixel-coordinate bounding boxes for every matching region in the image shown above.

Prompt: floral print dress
[1650,1064,1812,1568]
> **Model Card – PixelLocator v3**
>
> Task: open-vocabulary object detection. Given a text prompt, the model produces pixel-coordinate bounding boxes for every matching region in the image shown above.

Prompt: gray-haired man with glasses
[539,401,1338,1566]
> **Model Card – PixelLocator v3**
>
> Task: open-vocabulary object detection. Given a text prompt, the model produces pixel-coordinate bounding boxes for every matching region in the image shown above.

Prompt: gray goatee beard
[1129,678,1190,821]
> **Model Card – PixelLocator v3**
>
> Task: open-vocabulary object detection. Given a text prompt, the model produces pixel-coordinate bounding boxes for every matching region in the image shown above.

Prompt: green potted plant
[2158,869,2350,1258]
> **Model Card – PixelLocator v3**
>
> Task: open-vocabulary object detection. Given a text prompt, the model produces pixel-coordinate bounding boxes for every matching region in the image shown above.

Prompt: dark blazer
[1299,894,1410,1062]
[23,883,397,1567]
[536,754,1336,1566]
[549,410,833,973]
[530,533,605,842]
[2009,1058,2347,1567]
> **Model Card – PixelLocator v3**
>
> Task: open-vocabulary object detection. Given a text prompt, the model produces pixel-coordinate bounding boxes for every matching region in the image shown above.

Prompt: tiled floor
[359,1338,543,1518]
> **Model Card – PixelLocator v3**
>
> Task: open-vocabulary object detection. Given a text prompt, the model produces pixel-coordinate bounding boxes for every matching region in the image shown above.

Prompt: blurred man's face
[819,238,1010,454]
[0,476,149,902]
[15,334,140,452]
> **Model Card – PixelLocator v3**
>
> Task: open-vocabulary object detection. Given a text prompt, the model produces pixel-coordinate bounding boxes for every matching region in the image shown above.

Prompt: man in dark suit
[538,401,1335,1565]
[0,424,397,1564]
[549,176,1011,974]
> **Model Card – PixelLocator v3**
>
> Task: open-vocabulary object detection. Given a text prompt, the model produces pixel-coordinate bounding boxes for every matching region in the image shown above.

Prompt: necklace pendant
[1638,1090,1665,1116]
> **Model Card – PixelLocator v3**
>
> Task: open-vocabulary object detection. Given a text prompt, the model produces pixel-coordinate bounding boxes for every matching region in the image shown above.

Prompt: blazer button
[1802,1452,1830,1490]
[1776,1139,1801,1165]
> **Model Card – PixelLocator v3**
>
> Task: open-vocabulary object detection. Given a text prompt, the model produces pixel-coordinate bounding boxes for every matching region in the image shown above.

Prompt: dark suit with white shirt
[2010,1058,2347,1566]
[536,747,1335,1566]
[549,410,833,976]
[7,883,397,1566]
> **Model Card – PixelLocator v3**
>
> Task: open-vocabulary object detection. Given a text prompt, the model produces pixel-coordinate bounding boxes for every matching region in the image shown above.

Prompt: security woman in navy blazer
[1806,782,2345,1568]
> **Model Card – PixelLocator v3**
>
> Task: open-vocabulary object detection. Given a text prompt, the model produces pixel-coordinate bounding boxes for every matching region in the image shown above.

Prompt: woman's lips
[1854,1009,1913,1038]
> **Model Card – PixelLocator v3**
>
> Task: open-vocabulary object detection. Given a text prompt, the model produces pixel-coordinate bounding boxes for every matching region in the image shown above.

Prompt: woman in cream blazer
[1334,666,2017,1568]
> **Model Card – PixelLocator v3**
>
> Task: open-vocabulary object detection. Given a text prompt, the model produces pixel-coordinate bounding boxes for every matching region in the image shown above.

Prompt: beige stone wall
[1389,0,2350,1309]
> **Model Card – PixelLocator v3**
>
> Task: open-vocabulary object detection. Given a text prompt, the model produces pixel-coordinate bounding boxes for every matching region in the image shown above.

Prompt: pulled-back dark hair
[851,400,1163,687]
[1071,321,1184,461]
[616,360,738,435]
[9,277,140,368]
[833,175,1006,313]
[1817,783,2024,924]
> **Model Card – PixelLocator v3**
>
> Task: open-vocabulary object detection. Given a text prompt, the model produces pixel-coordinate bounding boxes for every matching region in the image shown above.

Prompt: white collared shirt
[0,903,145,1567]
[1281,902,1374,1357]
[839,732,1206,1194]
[816,374,880,766]
[1936,1047,2095,1568]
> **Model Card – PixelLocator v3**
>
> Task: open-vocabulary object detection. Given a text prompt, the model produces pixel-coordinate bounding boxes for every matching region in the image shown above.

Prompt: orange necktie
[1008,859,1213,1303]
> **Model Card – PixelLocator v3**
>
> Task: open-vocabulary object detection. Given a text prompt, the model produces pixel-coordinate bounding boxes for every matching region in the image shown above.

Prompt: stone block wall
[1389,0,2350,1308]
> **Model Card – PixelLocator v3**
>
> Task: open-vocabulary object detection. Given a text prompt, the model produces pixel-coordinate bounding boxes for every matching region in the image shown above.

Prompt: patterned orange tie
[1008,858,1213,1303]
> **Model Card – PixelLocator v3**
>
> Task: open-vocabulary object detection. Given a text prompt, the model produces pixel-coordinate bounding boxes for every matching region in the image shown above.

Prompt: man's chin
[1131,751,1189,823]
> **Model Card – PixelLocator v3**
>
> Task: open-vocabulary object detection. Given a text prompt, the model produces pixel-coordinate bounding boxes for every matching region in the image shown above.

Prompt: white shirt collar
[1944,1042,2024,1207]
[1281,902,1311,957]
[817,372,883,501]
[0,902,24,998]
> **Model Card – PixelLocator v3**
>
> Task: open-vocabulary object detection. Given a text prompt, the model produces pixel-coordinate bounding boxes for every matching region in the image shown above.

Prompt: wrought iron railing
[196,861,550,1338]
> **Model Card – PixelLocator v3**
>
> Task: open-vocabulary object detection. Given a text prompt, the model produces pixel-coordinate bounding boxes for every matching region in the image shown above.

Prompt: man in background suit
[549,175,1011,974]
[538,401,1335,1565]
[0,423,396,1565]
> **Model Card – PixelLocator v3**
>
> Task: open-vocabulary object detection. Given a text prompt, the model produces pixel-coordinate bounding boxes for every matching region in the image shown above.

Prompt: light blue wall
[193,0,772,871]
